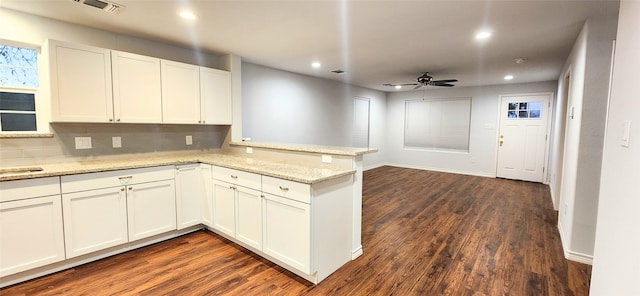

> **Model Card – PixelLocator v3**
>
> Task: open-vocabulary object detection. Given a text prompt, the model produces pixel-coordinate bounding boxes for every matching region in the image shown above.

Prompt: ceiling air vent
[72,0,124,13]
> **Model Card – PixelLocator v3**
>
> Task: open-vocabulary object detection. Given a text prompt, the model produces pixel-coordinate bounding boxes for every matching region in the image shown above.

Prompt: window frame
[0,40,50,136]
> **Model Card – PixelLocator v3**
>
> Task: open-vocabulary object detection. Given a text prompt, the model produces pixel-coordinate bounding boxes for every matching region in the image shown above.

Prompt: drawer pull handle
[121,188,125,192]
[118,176,133,180]
[230,175,238,179]
[279,186,289,192]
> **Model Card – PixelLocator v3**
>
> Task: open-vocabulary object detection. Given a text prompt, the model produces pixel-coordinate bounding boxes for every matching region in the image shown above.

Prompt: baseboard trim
[557,222,593,265]
[352,245,363,260]
[384,163,496,178]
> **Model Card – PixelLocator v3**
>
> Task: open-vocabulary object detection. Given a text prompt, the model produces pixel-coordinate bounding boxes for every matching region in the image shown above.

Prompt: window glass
[507,101,542,119]
[0,45,39,89]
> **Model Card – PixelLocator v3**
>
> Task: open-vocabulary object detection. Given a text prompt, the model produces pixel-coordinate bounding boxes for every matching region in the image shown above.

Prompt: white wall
[385,82,557,177]
[241,62,387,169]
[591,1,640,294]
[552,12,618,263]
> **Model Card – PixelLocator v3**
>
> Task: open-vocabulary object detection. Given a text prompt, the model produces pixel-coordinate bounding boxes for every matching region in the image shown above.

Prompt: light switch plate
[74,137,92,150]
[112,136,122,148]
[322,155,332,164]
[186,135,193,145]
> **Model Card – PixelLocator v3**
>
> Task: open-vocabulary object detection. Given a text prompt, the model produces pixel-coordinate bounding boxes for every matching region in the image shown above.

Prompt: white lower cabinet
[62,187,128,258]
[200,164,214,228]
[212,179,236,237]
[262,193,310,273]
[61,166,176,258]
[236,186,263,250]
[0,176,65,277]
[127,180,176,241]
[175,164,202,229]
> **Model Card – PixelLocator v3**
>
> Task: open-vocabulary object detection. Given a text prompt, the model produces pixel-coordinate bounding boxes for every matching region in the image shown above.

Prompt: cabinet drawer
[0,177,60,202]
[62,166,174,193]
[262,176,310,204]
[213,166,261,190]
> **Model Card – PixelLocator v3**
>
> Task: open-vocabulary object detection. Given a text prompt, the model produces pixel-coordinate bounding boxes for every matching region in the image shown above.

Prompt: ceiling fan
[384,72,458,89]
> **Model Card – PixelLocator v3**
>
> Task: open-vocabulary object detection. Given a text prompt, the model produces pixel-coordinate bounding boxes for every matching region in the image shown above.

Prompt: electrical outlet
[186,135,193,145]
[246,147,253,154]
[321,155,332,164]
[112,136,122,148]
[74,137,92,150]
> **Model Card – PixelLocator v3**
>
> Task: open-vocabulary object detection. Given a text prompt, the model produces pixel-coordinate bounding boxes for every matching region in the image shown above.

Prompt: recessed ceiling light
[475,31,492,39]
[179,11,197,20]
[311,62,321,69]
[504,75,514,80]
[395,85,402,89]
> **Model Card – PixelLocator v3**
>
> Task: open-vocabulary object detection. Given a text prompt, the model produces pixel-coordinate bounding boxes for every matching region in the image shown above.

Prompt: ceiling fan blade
[434,83,455,87]
[432,79,458,83]
[413,85,423,90]
[400,83,418,86]
[382,83,395,86]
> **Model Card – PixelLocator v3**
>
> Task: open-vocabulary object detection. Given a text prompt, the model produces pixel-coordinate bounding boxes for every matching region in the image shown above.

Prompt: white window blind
[404,98,471,152]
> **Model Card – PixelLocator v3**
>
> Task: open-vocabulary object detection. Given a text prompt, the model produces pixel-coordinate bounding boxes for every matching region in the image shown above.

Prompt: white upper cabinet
[161,60,201,124]
[111,51,162,123]
[49,40,113,122]
[200,67,232,125]
[49,40,232,125]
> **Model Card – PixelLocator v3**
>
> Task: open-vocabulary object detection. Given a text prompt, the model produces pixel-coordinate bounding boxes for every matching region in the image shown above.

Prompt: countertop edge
[230,141,378,156]
[0,156,355,184]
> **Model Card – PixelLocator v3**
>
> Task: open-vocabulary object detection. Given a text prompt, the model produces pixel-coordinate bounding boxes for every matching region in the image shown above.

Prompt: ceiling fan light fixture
[311,62,321,69]
[504,75,514,80]
[395,85,402,89]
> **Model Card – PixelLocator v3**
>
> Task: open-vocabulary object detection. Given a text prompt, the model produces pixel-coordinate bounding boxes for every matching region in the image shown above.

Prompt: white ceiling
[1,0,619,92]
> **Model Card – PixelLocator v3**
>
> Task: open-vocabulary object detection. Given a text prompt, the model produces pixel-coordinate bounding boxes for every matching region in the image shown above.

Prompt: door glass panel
[507,101,542,119]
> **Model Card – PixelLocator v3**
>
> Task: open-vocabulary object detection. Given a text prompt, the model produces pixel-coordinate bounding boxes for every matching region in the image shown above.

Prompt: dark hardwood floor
[2,166,591,295]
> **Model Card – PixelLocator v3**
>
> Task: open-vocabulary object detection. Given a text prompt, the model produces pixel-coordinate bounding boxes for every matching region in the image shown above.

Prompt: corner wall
[241,62,387,169]
[590,1,640,294]
[552,12,618,263]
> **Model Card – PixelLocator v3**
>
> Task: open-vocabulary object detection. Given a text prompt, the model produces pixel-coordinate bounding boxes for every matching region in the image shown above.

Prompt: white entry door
[496,93,551,182]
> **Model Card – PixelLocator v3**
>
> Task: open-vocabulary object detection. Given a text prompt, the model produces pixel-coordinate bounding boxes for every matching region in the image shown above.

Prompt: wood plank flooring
[1,166,591,295]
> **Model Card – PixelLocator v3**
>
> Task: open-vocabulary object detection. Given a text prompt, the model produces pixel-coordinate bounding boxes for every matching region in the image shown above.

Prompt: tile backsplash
[0,123,229,167]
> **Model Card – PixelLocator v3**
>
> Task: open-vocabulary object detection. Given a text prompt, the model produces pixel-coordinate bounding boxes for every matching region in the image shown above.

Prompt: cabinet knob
[117,119,121,122]
[230,175,238,179]
[109,118,113,122]
[261,194,265,198]
[202,120,205,124]
[121,188,125,192]
[128,187,133,190]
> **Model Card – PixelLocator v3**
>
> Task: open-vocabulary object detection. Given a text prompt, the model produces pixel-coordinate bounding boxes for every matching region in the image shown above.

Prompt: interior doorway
[353,97,370,148]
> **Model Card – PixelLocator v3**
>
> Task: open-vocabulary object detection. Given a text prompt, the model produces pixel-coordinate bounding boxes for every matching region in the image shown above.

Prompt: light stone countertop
[230,141,378,156]
[0,152,355,184]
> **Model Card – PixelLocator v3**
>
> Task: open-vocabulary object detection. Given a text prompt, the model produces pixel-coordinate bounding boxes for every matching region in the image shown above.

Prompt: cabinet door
[236,186,263,250]
[212,180,236,237]
[127,180,177,241]
[63,187,128,258]
[0,195,65,277]
[175,164,202,229]
[111,51,162,123]
[200,67,232,124]
[201,164,214,228]
[49,40,113,122]
[161,60,200,124]
[263,193,311,274]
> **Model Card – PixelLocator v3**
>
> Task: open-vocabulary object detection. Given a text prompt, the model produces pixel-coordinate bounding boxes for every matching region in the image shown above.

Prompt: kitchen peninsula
[0,142,376,287]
